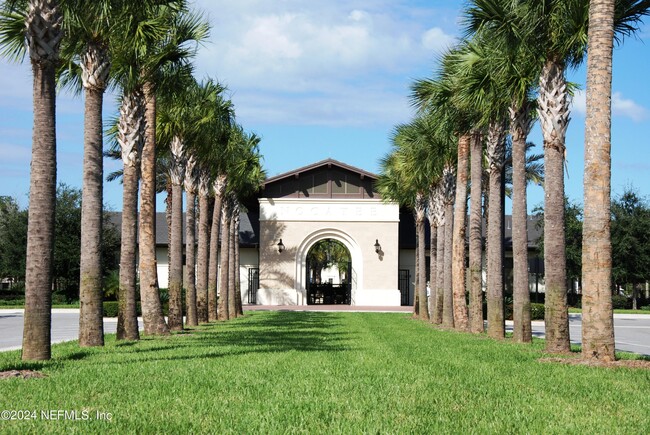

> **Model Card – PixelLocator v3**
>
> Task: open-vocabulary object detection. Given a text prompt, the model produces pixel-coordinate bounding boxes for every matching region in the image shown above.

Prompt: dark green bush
[52,293,70,305]
[505,304,513,321]
[103,301,119,317]
[0,298,25,306]
[530,303,545,320]
[103,301,142,317]
[612,295,631,310]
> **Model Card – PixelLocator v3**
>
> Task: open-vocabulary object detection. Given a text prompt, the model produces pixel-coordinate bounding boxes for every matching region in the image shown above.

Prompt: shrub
[530,303,545,320]
[505,304,513,321]
[612,295,631,310]
[103,301,119,317]
[103,301,142,317]
[52,293,70,305]
[0,298,25,306]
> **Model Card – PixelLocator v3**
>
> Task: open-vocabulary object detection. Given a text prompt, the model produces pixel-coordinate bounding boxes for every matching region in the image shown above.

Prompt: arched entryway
[295,229,363,305]
[305,239,351,304]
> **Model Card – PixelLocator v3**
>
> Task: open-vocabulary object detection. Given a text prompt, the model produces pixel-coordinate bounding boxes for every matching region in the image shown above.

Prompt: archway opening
[306,239,351,305]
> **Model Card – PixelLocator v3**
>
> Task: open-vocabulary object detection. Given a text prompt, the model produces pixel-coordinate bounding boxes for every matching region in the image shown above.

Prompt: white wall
[259,198,401,306]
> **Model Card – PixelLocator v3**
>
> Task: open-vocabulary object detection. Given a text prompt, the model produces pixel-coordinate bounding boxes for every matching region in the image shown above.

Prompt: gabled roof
[106,211,259,247]
[263,158,378,186]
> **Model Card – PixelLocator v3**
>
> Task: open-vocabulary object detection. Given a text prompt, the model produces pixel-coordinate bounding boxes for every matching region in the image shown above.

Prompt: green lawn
[568,307,650,314]
[1,311,649,433]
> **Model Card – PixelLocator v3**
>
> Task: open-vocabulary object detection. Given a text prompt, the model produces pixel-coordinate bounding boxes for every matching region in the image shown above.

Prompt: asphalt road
[0,309,143,352]
[2,309,650,356]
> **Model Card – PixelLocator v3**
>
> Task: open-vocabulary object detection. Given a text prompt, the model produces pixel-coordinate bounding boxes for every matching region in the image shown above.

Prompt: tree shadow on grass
[98,311,357,365]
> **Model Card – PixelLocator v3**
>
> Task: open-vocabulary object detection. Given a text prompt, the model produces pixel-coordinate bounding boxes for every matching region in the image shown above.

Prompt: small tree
[611,188,650,309]
[0,197,28,286]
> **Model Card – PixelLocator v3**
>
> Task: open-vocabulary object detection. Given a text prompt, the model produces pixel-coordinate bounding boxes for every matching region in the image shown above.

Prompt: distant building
[109,159,544,306]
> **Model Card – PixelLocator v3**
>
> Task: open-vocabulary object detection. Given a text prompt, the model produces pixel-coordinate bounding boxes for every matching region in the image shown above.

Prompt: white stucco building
[131,159,544,307]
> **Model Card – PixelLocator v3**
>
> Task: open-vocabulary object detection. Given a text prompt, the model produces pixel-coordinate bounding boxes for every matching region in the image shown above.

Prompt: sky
[0,0,649,214]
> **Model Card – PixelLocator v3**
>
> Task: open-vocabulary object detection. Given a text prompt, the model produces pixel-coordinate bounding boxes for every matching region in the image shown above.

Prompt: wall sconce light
[374,239,381,253]
[277,239,285,253]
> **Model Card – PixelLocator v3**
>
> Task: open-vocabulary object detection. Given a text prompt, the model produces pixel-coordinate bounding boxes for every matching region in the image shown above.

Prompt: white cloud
[571,89,648,122]
[571,89,587,114]
[612,92,648,121]
[422,27,456,53]
[193,0,458,126]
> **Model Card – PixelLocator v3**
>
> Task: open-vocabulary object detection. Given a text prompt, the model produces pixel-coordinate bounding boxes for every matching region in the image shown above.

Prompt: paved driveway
[2,309,650,356]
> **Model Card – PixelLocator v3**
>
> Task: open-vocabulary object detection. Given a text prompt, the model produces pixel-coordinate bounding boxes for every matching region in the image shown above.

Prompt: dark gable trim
[263,158,378,185]
[261,158,380,200]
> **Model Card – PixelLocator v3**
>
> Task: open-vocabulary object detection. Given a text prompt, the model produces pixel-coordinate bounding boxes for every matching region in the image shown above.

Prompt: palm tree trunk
[139,81,169,336]
[117,162,140,341]
[487,165,505,339]
[486,123,506,339]
[414,234,419,315]
[442,203,455,329]
[415,202,429,320]
[452,134,470,331]
[196,182,211,323]
[511,104,533,343]
[582,0,616,361]
[78,86,105,347]
[22,57,58,362]
[227,204,237,319]
[468,132,484,334]
[185,190,198,327]
[168,183,184,331]
[434,223,445,324]
[116,89,144,341]
[428,218,437,322]
[539,60,570,353]
[234,212,243,316]
[208,176,226,321]
[165,186,172,276]
[217,201,230,321]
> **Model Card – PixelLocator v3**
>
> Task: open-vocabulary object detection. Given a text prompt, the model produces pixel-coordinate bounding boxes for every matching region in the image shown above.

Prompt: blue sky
[0,0,648,213]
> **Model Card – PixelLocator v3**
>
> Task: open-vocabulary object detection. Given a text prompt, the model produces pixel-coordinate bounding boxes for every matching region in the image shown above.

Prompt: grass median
[1,311,649,433]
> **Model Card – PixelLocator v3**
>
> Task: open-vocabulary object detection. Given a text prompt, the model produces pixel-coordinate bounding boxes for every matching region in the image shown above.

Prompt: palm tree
[233,208,244,316]
[217,197,231,321]
[427,182,446,324]
[226,130,265,317]
[227,193,238,319]
[187,79,229,324]
[582,0,616,361]
[196,170,212,323]
[484,121,507,339]
[529,0,646,352]
[165,136,184,331]
[57,0,116,347]
[157,72,204,332]
[463,0,543,342]
[425,126,457,325]
[183,154,198,326]
[377,118,441,319]
[467,131,484,334]
[465,0,649,350]
[441,164,456,328]
[199,95,235,323]
[411,49,483,332]
[208,172,227,321]
[114,89,145,341]
[138,3,208,335]
[1,0,63,360]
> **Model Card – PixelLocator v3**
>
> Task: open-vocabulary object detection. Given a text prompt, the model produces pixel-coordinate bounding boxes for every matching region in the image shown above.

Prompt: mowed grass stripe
[0,311,649,433]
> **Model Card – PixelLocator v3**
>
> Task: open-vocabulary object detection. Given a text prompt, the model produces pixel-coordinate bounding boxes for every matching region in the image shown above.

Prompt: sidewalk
[244,304,413,313]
